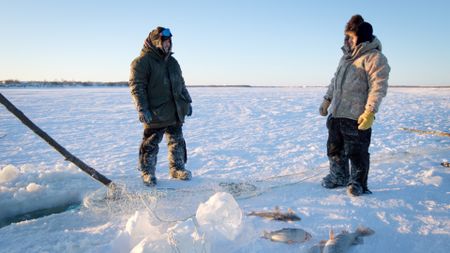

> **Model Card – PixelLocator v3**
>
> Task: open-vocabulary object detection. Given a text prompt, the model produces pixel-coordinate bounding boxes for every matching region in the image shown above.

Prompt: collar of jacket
[341,36,383,60]
[142,45,174,61]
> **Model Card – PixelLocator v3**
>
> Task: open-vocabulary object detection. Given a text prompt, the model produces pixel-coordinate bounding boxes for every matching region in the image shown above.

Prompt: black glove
[138,110,152,124]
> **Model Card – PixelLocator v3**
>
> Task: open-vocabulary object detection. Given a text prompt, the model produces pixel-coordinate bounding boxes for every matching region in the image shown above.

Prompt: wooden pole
[0,92,113,187]
[399,127,450,137]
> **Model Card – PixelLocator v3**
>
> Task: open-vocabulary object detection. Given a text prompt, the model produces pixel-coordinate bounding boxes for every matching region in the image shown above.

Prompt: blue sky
[1,0,449,86]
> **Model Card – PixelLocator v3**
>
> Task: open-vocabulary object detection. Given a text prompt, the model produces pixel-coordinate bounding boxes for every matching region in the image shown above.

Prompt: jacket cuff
[323,96,332,102]
[364,104,377,113]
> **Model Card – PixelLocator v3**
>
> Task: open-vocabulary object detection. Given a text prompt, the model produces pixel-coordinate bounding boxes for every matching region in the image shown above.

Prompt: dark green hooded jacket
[129,42,192,129]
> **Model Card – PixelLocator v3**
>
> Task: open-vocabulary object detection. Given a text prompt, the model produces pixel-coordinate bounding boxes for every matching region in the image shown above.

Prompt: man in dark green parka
[129,26,192,186]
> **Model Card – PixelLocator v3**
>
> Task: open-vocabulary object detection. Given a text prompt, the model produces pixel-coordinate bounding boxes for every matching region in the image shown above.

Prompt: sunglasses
[160,28,172,39]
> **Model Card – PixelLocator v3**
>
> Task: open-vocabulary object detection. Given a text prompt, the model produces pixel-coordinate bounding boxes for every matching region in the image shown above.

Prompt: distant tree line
[0,80,252,88]
[0,80,128,87]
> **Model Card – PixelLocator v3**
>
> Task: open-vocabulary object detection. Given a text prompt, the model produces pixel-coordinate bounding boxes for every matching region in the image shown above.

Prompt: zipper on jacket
[332,60,352,117]
[166,64,180,121]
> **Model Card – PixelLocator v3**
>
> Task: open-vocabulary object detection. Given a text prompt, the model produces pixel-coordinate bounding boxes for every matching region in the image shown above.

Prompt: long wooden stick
[0,92,113,187]
[399,127,450,137]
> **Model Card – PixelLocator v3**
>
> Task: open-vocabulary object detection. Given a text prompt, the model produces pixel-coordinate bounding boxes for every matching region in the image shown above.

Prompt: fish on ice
[308,226,375,253]
[262,228,312,244]
[247,206,301,221]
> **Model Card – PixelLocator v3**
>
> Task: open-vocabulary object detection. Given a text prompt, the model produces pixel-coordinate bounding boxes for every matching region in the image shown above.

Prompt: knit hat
[345,14,364,33]
[356,22,374,45]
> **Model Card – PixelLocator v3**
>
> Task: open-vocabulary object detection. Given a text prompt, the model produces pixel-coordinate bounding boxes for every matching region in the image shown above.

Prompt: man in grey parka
[319,15,390,196]
[129,27,192,186]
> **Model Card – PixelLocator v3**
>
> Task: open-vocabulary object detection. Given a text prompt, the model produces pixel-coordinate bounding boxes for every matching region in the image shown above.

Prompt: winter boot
[142,173,157,186]
[169,169,192,180]
[321,174,347,189]
[347,183,363,196]
[363,187,373,194]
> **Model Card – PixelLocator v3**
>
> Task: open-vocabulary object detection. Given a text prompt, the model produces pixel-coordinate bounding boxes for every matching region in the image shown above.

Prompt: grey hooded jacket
[324,37,390,120]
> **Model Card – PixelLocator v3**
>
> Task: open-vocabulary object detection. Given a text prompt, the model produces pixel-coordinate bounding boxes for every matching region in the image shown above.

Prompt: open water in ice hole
[0,202,81,228]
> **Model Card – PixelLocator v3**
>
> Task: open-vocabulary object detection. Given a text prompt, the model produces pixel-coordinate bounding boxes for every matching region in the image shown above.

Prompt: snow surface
[0,87,449,253]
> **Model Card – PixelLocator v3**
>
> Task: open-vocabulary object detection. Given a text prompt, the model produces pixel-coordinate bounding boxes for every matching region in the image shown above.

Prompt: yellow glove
[357,110,375,130]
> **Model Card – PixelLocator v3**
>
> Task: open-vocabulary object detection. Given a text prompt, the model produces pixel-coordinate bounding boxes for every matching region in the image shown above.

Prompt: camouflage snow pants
[324,116,371,190]
[139,124,187,176]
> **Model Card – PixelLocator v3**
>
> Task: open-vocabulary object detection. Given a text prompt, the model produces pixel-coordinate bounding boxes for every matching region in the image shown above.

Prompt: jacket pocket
[177,98,190,117]
[151,100,172,121]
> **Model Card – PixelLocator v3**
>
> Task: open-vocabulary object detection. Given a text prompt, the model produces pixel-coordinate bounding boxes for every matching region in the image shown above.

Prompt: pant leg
[165,124,187,171]
[341,119,371,189]
[362,153,370,191]
[324,116,350,186]
[139,127,165,175]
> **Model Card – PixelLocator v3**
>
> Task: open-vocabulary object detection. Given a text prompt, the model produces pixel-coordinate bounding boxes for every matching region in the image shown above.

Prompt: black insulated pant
[139,124,187,175]
[326,116,371,190]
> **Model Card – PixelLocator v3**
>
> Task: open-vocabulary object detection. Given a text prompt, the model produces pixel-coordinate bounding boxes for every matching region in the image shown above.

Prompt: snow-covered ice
[0,87,449,252]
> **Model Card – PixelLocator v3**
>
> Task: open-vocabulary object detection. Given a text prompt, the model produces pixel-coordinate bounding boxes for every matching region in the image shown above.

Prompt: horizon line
[1,80,450,88]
